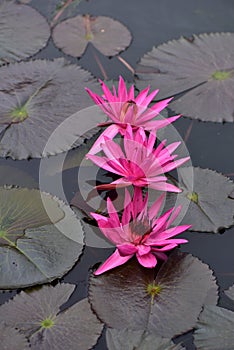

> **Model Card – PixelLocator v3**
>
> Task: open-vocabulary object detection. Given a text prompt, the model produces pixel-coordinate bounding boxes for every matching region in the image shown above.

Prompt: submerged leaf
[0,284,103,350]
[89,250,217,338]
[0,59,106,159]
[136,33,234,122]
[106,329,184,350]
[0,322,29,349]
[0,187,84,289]
[225,284,234,302]
[52,15,132,57]
[194,305,234,350]
[0,2,50,65]
[166,167,234,233]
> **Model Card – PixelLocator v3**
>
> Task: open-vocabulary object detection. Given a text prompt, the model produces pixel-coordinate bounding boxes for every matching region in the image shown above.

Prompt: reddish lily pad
[0,1,50,65]
[166,167,234,233]
[0,187,84,289]
[89,250,217,338]
[0,58,105,159]
[136,33,234,122]
[106,329,184,350]
[52,15,132,58]
[0,322,29,350]
[194,305,234,350]
[0,284,103,350]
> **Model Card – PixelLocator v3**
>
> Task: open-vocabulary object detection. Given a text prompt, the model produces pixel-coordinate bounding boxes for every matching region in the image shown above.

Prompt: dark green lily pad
[225,284,234,301]
[0,322,29,350]
[194,305,234,350]
[0,187,84,289]
[89,250,217,338]
[106,329,184,350]
[0,1,50,65]
[136,33,234,122]
[0,283,103,350]
[166,167,234,233]
[0,58,105,159]
[52,15,132,58]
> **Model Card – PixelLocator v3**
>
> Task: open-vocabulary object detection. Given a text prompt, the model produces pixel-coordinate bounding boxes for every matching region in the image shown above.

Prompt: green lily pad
[0,322,29,350]
[166,167,234,233]
[0,58,106,159]
[0,187,84,289]
[0,1,50,65]
[106,329,184,350]
[136,33,234,122]
[0,283,103,350]
[194,305,234,350]
[52,15,132,58]
[89,250,217,338]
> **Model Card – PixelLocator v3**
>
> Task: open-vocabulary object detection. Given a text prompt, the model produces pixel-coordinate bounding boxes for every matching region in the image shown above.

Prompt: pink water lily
[86,76,180,154]
[91,188,190,275]
[87,125,189,192]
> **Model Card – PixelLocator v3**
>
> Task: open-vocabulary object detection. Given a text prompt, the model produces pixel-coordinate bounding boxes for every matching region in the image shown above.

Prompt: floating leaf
[52,15,132,58]
[0,187,84,289]
[0,59,106,159]
[89,250,217,338]
[0,284,103,350]
[0,322,29,350]
[106,329,184,350]
[225,284,234,301]
[0,1,50,65]
[136,33,234,122]
[166,167,234,233]
[194,305,234,350]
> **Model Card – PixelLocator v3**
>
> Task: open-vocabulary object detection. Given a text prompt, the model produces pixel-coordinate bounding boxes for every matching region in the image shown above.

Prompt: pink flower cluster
[86,77,191,275]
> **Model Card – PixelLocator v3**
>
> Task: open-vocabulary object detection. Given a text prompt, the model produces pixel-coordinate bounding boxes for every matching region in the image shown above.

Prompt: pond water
[0,0,234,349]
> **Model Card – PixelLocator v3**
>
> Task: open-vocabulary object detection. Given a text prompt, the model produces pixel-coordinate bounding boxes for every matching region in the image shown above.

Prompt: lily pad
[52,15,132,58]
[0,187,84,289]
[194,305,234,350]
[0,58,106,159]
[166,167,234,233]
[225,284,234,301]
[0,283,103,350]
[136,33,234,122]
[0,1,50,65]
[0,322,29,350]
[89,250,217,338]
[106,329,184,350]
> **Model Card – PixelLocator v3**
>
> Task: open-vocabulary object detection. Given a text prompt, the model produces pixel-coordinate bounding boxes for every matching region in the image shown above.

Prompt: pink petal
[162,157,190,173]
[135,86,150,105]
[94,249,133,275]
[101,138,125,160]
[136,252,157,268]
[96,178,132,190]
[137,245,151,256]
[118,76,128,100]
[149,182,182,193]
[166,205,182,228]
[117,244,138,256]
[153,251,168,261]
[148,194,165,221]
[107,198,120,225]
[122,189,132,225]
[88,124,120,155]
[156,225,191,240]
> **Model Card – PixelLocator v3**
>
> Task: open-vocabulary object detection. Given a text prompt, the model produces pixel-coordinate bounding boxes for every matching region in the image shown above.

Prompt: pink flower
[86,76,180,155]
[87,125,189,193]
[91,188,190,275]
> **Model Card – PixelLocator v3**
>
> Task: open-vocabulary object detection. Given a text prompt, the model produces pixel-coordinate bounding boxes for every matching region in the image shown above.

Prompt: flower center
[120,100,138,123]
[41,318,55,329]
[129,219,152,243]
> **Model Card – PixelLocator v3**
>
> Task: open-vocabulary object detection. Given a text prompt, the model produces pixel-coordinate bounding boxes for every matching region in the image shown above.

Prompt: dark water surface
[1,0,234,349]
